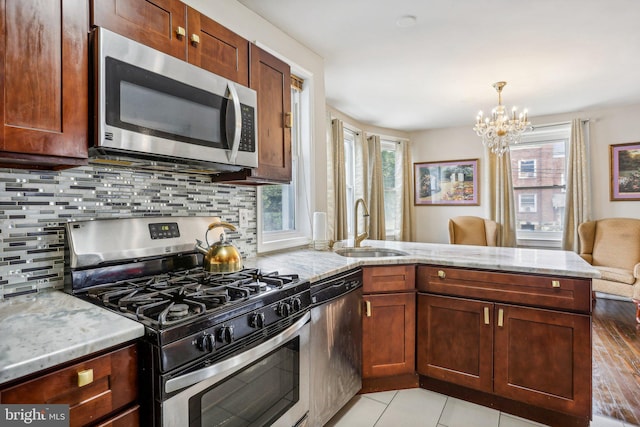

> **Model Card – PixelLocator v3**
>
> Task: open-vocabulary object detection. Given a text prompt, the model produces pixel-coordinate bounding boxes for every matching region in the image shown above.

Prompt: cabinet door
[249,44,292,183]
[0,0,88,168]
[186,7,249,86]
[91,0,186,60]
[362,292,415,378]
[417,294,493,392]
[494,304,591,417]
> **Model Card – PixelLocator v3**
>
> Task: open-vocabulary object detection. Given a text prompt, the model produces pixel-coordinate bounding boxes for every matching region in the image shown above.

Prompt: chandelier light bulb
[472,81,532,156]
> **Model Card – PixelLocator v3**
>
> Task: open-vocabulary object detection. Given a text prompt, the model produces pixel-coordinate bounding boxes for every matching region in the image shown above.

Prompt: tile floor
[326,388,639,427]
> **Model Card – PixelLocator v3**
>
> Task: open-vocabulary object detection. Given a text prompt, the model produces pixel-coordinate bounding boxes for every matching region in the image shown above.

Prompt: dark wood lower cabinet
[0,344,139,427]
[417,294,493,392]
[361,292,417,392]
[416,265,593,427]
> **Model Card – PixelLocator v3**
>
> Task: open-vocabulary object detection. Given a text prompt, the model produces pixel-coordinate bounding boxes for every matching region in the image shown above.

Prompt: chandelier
[473,81,531,156]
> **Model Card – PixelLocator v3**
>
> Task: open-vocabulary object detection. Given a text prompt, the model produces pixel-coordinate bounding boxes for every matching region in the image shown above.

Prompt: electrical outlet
[239,209,250,228]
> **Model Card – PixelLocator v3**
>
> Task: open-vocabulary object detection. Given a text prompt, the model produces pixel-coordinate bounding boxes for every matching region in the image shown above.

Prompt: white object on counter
[312,212,329,251]
[312,212,327,241]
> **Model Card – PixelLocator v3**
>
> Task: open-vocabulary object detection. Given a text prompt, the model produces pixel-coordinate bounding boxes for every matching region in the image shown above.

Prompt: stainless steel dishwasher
[309,268,362,427]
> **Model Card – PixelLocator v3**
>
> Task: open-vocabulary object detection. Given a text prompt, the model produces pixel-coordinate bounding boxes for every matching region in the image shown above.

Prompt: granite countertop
[0,240,598,387]
[244,240,601,283]
[0,290,144,386]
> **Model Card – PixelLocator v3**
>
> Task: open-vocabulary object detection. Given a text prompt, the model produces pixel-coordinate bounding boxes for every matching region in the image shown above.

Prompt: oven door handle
[165,311,311,394]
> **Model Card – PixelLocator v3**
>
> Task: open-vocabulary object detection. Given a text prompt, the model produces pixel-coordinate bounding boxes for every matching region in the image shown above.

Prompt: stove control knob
[196,333,215,352]
[250,312,266,328]
[217,326,234,344]
[277,302,291,317]
[291,297,302,312]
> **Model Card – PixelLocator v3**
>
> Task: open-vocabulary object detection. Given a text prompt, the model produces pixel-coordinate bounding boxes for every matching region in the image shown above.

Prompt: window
[510,123,570,248]
[518,159,536,178]
[518,193,537,212]
[343,128,357,235]
[258,73,311,252]
[381,140,399,237]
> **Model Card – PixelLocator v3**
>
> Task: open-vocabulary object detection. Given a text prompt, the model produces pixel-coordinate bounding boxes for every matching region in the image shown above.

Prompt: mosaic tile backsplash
[0,165,257,298]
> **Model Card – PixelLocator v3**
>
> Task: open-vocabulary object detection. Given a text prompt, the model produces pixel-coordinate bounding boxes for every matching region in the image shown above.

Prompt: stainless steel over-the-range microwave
[91,27,258,172]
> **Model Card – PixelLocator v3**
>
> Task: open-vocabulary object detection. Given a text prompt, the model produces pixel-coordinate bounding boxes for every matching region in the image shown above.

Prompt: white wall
[410,104,640,244]
[183,0,328,213]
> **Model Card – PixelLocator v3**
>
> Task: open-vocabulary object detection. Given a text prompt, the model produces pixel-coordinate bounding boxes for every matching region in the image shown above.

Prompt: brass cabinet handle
[551,280,560,288]
[190,34,200,46]
[365,300,371,317]
[437,270,446,279]
[497,308,504,327]
[176,26,186,38]
[484,307,490,325]
[77,368,94,387]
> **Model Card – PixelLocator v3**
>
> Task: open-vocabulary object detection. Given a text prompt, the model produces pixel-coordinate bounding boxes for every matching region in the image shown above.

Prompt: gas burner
[168,303,190,319]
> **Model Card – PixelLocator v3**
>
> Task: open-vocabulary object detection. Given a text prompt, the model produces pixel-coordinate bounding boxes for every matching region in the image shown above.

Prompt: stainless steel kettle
[195,221,243,273]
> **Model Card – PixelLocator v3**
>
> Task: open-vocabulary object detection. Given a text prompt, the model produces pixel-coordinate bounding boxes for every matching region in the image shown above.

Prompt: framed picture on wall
[610,142,640,201]
[414,159,479,205]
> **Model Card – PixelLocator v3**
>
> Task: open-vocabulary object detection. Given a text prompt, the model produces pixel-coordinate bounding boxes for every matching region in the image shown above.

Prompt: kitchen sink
[334,247,409,258]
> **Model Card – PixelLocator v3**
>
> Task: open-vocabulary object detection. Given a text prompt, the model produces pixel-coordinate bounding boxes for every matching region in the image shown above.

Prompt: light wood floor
[592,296,640,425]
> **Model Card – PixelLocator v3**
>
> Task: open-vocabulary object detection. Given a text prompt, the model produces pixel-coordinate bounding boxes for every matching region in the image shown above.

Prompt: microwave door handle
[225,82,242,164]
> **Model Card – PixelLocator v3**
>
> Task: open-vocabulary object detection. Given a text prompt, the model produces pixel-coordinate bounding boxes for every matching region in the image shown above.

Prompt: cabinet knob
[190,34,200,46]
[176,26,186,38]
[77,369,94,387]
[437,270,446,279]
[551,280,560,288]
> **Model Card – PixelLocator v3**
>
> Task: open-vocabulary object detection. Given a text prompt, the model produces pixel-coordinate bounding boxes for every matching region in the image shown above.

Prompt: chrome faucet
[354,198,370,248]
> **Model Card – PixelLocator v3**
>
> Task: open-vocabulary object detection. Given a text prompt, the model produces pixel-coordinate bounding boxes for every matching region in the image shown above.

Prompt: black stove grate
[84,268,300,327]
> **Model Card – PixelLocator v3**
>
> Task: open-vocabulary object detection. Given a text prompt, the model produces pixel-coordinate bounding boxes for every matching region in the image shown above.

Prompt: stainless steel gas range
[64,216,310,427]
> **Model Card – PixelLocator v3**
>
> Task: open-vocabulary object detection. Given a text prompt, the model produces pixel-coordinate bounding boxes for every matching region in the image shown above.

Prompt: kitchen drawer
[0,344,138,427]
[94,405,140,427]
[417,266,591,313]
[363,265,415,293]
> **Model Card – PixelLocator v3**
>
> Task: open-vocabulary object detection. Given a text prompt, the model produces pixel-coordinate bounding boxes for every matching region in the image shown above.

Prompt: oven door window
[105,57,234,149]
[189,337,300,427]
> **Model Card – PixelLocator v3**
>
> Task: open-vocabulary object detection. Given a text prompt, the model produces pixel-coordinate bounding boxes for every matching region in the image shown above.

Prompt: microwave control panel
[239,105,256,153]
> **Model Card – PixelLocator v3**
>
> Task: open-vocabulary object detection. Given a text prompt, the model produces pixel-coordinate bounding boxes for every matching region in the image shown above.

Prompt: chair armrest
[580,254,593,265]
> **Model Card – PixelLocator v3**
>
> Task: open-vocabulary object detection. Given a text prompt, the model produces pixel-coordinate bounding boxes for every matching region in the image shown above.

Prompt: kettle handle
[207,221,237,232]
[205,221,237,248]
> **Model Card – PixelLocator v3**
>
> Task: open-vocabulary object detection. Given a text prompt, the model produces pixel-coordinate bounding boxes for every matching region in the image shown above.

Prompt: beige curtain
[355,131,369,210]
[488,150,516,247]
[397,140,414,241]
[328,118,348,240]
[367,135,386,239]
[562,119,590,251]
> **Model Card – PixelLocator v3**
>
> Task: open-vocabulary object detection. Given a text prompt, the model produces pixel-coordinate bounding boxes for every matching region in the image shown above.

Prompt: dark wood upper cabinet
[186,6,249,86]
[91,0,250,86]
[0,0,89,169]
[91,0,187,60]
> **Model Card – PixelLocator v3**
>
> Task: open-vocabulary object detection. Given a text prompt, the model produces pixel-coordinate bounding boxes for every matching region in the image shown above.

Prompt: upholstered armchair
[577,218,640,323]
[448,216,498,246]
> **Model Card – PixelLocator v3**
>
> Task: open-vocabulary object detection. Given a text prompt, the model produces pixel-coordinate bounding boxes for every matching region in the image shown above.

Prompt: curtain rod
[531,119,590,130]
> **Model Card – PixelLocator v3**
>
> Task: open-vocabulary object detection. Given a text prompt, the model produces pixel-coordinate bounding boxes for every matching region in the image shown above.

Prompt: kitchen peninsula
[0,241,598,427]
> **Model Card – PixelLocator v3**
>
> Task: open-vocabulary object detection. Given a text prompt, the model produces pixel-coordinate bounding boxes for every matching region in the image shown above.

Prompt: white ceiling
[237,0,640,132]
